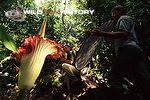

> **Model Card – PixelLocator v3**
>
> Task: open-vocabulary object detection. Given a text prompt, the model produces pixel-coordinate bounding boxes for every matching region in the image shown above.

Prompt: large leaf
[0,25,17,52]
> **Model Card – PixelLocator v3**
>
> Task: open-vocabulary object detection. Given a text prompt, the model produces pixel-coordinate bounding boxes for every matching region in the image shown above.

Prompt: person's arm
[89,29,129,39]
[89,17,133,39]
[60,57,72,64]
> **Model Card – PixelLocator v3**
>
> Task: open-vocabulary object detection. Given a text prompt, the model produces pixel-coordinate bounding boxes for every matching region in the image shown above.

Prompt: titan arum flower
[12,17,63,90]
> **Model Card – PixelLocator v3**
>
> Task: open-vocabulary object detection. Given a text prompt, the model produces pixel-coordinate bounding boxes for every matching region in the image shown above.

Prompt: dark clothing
[108,44,150,99]
[133,60,150,98]
[111,15,143,81]
[108,15,150,98]
[108,45,143,82]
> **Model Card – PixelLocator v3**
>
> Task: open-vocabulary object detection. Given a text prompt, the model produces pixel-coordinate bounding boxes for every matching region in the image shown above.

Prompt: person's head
[63,45,71,52]
[111,5,124,21]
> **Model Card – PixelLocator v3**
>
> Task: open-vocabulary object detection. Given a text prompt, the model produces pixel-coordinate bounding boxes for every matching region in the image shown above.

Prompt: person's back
[113,15,141,55]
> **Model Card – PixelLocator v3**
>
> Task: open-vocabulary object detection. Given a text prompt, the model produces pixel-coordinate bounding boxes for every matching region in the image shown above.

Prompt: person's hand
[85,28,104,36]
[90,29,104,36]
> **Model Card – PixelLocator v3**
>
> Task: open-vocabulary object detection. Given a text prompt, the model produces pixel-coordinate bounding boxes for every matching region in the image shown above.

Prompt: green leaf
[0,25,17,52]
